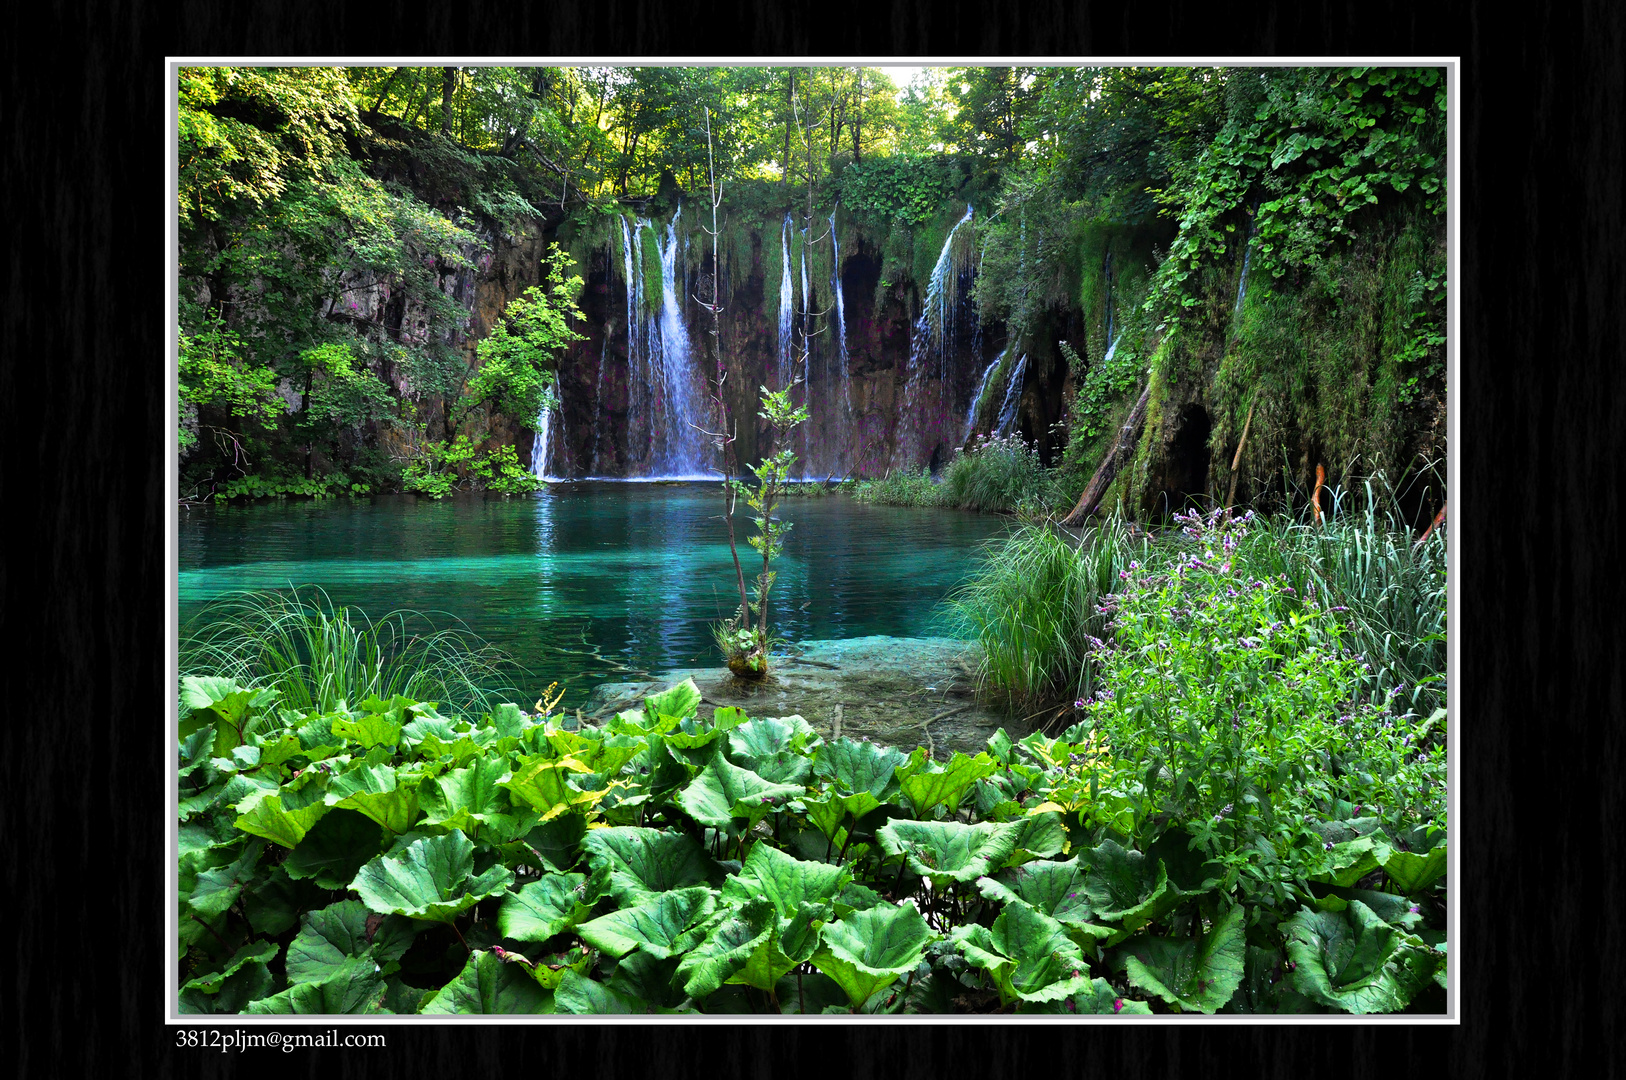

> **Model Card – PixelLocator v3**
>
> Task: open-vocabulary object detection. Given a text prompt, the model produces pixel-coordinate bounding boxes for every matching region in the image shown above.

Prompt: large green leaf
[418,950,553,1014]
[554,969,640,1014]
[875,819,1019,884]
[324,763,420,835]
[804,790,883,843]
[1001,810,1069,866]
[417,755,513,840]
[811,903,933,1007]
[1019,977,1155,1015]
[283,808,383,889]
[1116,903,1247,1013]
[976,858,1096,928]
[675,753,805,830]
[898,752,997,817]
[952,900,1088,1004]
[1310,835,1394,888]
[502,754,603,821]
[180,938,280,997]
[720,843,851,919]
[1224,945,1323,1014]
[233,787,330,849]
[674,901,778,998]
[180,677,279,755]
[285,900,386,986]
[576,886,717,959]
[1285,901,1440,1014]
[1082,839,1181,929]
[727,715,819,785]
[812,738,907,800]
[1381,844,1447,895]
[644,679,703,724]
[349,829,513,924]
[187,841,264,918]
[498,873,595,943]
[580,826,717,905]
[331,711,404,750]
[516,814,587,874]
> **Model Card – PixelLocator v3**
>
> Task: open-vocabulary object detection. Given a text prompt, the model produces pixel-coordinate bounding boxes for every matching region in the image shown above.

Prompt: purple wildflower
[1112,998,1124,1013]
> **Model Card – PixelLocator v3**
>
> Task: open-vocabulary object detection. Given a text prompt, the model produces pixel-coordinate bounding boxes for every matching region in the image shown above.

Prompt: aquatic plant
[178,586,525,716]
[176,671,1445,1015]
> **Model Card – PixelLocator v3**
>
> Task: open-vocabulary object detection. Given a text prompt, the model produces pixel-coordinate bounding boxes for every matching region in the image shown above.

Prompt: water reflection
[178,484,1010,701]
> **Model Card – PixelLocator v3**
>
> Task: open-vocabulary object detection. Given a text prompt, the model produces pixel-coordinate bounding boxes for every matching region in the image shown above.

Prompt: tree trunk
[1059,380,1151,527]
[439,67,457,135]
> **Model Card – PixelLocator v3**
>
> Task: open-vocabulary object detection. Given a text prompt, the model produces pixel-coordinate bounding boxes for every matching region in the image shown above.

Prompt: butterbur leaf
[503,754,601,821]
[418,950,553,1014]
[990,901,1089,1002]
[976,858,1095,928]
[1285,901,1439,1014]
[179,958,276,1015]
[898,752,997,817]
[324,763,419,835]
[331,712,403,750]
[876,820,1019,884]
[812,903,933,1006]
[1311,835,1394,888]
[1082,839,1180,929]
[577,887,717,959]
[234,787,331,849]
[554,970,640,1014]
[675,753,805,830]
[499,873,595,943]
[418,756,513,838]
[581,826,717,905]
[1001,811,1068,865]
[188,841,264,918]
[675,901,777,998]
[350,829,513,924]
[1116,903,1247,1014]
[985,728,1013,766]
[1022,977,1156,1015]
[286,901,377,986]
[284,809,383,889]
[1381,845,1447,895]
[518,814,588,874]
[181,939,280,997]
[813,738,907,800]
[1225,945,1322,1014]
[607,951,688,1010]
[644,679,703,724]
[721,843,851,919]
[727,715,818,785]
[514,945,596,990]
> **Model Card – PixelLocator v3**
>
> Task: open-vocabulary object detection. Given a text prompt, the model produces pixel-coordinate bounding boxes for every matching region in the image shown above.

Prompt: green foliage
[401,436,543,499]
[838,155,972,228]
[949,517,1148,709]
[853,435,1064,517]
[178,587,525,716]
[177,312,284,451]
[177,658,1445,1014]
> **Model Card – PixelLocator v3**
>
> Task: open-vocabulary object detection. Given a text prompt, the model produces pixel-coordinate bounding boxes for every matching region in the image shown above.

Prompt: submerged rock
[581,635,1041,757]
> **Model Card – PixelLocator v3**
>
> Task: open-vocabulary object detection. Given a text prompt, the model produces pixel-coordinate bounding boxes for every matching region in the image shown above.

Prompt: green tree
[446,245,586,442]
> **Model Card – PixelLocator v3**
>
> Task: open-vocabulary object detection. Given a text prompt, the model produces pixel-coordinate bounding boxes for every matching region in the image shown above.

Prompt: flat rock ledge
[580,635,1044,758]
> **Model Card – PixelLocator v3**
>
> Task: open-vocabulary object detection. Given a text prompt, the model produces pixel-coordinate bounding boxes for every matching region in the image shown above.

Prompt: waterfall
[1103,331,1124,366]
[590,330,609,476]
[532,399,558,481]
[777,213,795,391]
[1104,250,1116,345]
[963,347,1006,443]
[829,209,852,475]
[653,206,705,477]
[894,204,975,470]
[995,352,1028,436]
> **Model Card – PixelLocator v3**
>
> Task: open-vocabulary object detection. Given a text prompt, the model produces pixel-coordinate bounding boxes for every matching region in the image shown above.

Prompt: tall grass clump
[939,433,1067,515]
[179,587,528,716]
[1235,478,1447,717]
[949,516,1146,711]
[852,466,944,508]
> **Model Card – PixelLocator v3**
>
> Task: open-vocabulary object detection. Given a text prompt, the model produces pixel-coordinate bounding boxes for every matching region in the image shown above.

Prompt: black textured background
[3,0,1601,1074]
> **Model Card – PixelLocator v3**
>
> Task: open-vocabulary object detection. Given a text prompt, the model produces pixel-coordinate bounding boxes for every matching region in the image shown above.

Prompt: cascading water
[893,204,975,471]
[829,209,852,475]
[995,352,1028,436]
[963,347,1006,443]
[653,206,706,476]
[777,213,795,391]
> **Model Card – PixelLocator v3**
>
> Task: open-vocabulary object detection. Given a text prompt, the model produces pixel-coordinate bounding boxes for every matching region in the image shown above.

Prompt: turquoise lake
[177,483,1012,707]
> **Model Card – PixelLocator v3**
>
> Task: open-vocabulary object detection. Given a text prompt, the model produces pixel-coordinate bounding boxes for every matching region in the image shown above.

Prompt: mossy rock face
[585,636,1039,758]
